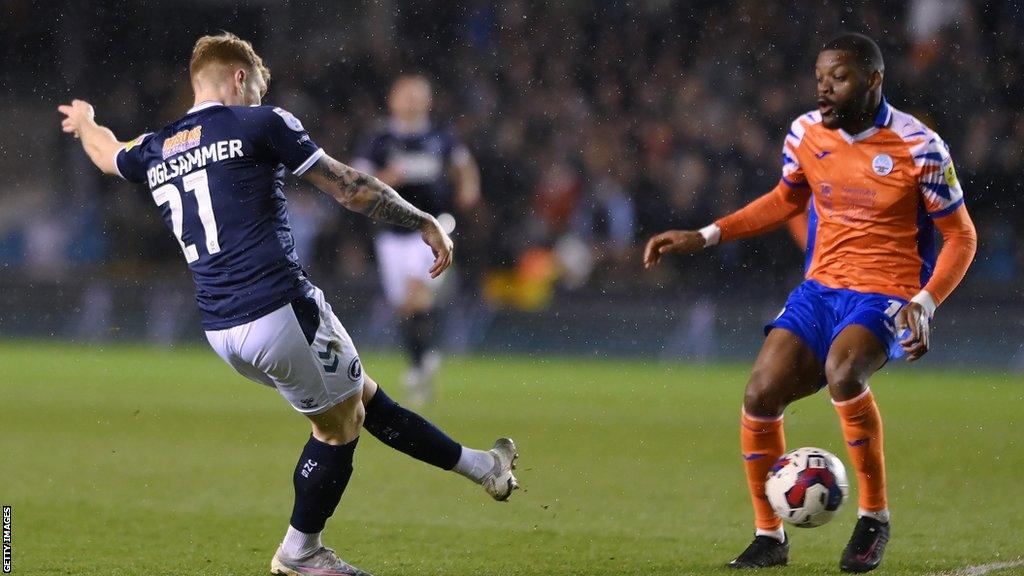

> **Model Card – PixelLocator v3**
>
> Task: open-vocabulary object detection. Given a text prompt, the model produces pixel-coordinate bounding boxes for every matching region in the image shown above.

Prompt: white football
[766,447,849,528]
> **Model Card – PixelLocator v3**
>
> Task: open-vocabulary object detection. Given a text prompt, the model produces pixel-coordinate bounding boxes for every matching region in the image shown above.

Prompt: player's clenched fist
[895,302,930,361]
[643,230,706,269]
[57,99,96,138]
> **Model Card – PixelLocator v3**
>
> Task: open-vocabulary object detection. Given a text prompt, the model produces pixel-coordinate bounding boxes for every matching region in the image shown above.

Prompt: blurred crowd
[2,0,1022,307]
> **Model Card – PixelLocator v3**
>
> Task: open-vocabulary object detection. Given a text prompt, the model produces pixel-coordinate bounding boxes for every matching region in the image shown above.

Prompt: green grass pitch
[1,342,1022,575]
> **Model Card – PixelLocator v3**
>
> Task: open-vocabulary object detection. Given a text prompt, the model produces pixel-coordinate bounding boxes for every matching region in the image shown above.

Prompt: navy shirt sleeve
[114,132,155,183]
[240,106,323,176]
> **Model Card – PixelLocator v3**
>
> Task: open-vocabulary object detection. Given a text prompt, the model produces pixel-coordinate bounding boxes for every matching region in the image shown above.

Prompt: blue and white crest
[348,357,363,382]
[871,154,893,176]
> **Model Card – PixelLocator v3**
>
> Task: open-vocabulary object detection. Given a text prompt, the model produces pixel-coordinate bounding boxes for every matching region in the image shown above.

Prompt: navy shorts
[766,280,907,369]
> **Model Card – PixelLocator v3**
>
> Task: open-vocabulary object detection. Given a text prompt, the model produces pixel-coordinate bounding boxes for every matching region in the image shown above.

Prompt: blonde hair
[189,32,270,85]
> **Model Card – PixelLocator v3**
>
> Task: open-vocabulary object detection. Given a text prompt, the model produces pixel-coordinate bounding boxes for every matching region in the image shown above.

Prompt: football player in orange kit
[644,33,976,572]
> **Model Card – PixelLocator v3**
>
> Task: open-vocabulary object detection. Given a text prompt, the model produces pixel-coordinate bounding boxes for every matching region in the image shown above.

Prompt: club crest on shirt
[162,125,202,159]
[348,357,362,382]
[871,153,893,176]
[273,107,304,132]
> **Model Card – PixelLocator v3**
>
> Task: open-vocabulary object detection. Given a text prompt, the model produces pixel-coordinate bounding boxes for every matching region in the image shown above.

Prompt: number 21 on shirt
[151,168,221,263]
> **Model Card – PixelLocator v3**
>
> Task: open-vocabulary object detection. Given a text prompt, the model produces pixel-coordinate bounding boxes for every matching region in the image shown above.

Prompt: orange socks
[740,410,786,531]
[740,389,886,530]
[833,388,887,514]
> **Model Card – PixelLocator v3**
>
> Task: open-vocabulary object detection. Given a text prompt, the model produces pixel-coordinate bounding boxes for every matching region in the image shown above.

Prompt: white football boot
[270,546,373,576]
[482,438,520,501]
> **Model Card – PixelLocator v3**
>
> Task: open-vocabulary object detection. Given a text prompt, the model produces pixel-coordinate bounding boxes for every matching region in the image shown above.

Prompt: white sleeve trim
[699,223,721,247]
[910,290,937,317]
[112,147,125,179]
[292,148,325,176]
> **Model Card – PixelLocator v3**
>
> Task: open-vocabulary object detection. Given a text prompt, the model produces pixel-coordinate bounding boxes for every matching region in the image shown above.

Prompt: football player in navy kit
[353,75,481,406]
[58,33,514,576]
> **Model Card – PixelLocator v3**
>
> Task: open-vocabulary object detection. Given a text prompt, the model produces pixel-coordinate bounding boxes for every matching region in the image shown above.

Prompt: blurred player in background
[59,33,515,576]
[644,33,976,572]
[353,75,481,406]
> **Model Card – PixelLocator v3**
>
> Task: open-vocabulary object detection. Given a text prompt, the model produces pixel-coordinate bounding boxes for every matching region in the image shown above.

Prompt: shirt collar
[837,96,891,143]
[873,95,892,128]
[188,100,224,114]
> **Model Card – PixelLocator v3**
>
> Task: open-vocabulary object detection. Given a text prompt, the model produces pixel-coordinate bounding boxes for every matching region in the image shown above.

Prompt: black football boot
[840,516,890,572]
[727,535,789,569]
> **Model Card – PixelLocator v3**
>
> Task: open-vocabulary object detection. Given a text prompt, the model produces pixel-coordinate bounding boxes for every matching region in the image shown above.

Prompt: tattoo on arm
[367,187,427,229]
[312,156,428,229]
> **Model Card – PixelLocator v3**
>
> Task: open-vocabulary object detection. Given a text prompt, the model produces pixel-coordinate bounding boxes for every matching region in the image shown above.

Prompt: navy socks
[289,387,463,533]
[363,386,462,470]
[289,434,358,533]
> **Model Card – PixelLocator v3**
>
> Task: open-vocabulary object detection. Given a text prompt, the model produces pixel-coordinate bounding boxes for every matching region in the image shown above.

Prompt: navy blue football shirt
[354,123,467,232]
[115,101,322,330]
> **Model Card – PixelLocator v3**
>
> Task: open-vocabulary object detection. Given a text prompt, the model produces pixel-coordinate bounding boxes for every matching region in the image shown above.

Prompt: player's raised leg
[360,374,519,500]
[729,328,823,569]
[825,325,890,573]
[272,394,372,576]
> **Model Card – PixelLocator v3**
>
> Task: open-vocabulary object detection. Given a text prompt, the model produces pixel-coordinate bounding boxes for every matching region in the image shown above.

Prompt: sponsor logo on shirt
[162,125,203,159]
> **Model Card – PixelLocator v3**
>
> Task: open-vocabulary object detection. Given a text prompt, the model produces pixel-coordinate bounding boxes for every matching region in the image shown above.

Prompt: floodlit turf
[1,341,1022,575]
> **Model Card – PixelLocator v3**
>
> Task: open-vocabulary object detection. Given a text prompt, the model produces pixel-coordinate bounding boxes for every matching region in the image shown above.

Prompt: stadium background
[3,3,1024,576]
[1,0,1022,367]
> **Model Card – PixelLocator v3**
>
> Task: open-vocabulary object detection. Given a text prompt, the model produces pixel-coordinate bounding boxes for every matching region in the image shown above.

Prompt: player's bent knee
[825,361,869,402]
[826,378,868,402]
[308,394,365,445]
[743,371,785,418]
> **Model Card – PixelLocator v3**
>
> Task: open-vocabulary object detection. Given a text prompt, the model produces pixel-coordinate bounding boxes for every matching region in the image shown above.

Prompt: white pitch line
[929,559,1024,576]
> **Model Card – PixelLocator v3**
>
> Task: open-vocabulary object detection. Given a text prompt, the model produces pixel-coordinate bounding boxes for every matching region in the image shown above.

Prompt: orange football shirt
[778,99,965,300]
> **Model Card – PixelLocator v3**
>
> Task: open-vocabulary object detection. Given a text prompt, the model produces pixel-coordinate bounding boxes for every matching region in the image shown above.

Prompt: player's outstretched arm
[713,181,811,242]
[643,181,810,269]
[57,100,124,175]
[643,230,707,269]
[304,154,453,278]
